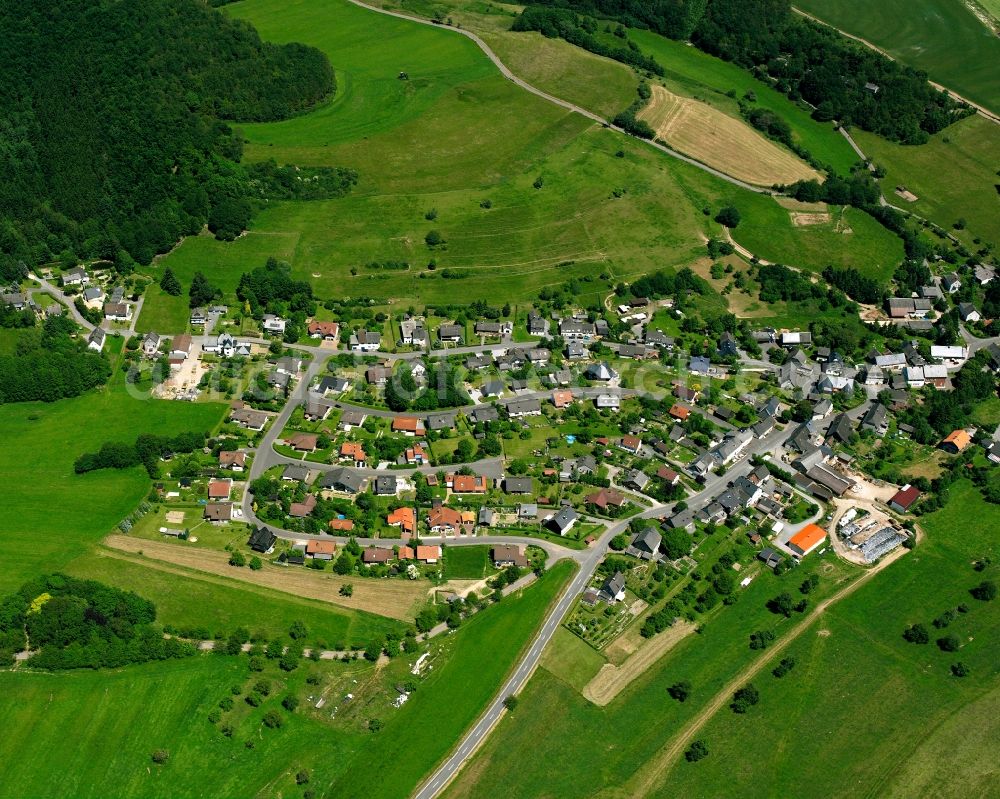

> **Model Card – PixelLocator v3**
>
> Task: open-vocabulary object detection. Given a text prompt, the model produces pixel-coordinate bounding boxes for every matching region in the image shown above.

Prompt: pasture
[638,85,821,186]
[647,482,1000,799]
[855,114,1000,247]
[630,28,859,174]
[794,0,1000,114]
[0,377,226,594]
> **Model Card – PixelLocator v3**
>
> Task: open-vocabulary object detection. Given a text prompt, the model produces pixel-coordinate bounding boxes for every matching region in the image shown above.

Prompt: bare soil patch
[638,86,821,186]
[583,620,696,706]
[790,211,832,226]
[104,534,427,620]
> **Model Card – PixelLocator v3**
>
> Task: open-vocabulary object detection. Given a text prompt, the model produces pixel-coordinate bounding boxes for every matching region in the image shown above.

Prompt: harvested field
[582,620,696,706]
[790,211,832,226]
[638,86,821,186]
[103,534,427,620]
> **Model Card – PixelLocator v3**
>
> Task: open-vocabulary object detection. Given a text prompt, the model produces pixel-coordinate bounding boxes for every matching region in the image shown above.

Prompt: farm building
[787,523,826,558]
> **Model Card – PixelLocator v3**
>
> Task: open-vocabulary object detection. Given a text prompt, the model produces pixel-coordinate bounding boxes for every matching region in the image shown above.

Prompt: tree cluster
[0,574,194,669]
[0,0,335,273]
[74,430,208,477]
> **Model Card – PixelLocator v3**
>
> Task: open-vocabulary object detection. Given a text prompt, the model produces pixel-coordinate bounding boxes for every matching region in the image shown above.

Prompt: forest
[0,0,335,279]
[0,316,111,404]
[0,574,195,669]
[516,0,967,143]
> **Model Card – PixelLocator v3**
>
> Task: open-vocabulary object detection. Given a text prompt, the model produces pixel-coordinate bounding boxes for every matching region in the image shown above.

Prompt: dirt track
[583,620,696,706]
[103,534,427,620]
[638,86,821,186]
[620,545,909,797]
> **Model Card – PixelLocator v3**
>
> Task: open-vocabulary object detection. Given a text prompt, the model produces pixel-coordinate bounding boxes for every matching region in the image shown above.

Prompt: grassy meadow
[795,0,1000,114]
[648,481,1000,799]
[855,114,1000,247]
[0,377,226,594]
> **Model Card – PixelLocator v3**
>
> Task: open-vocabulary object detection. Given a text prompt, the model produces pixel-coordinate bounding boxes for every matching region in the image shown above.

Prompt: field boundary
[582,620,696,706]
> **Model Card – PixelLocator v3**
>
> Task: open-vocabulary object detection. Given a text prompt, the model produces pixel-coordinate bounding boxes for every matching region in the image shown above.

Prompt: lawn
[795,0,1000,115]
[630,28,859,174]
[855,114,1000,247]
[443,544,491,579]
[644,481,1000,798]
[0,379,226,594]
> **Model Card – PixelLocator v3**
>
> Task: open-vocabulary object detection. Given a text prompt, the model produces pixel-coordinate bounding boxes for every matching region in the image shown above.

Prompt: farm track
[347,0,773,194]
[618,543,910,799]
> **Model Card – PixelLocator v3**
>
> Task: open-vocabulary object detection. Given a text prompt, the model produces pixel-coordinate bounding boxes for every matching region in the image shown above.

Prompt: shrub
[749,629,776,650]
[296,770,311,785]
[730,683,760,714]
[937,634,960,652]
[951,662,970,677]
[667,681,691,702]
[903,623,930,644]
[772,657,796,678]
[685,739,709,762]
[503,695,519,712]
[262,710,283,729]
[970,580,997,601]
[715,206,741,229]
[282,695,299,712]
[151,749,169,764]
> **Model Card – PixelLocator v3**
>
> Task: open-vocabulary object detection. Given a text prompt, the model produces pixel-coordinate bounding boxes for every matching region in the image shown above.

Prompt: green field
[795,0,1000,115]
[630,28,859,175]
[66,550,402,646]
[443,544,491,579]
[645,481,1000,798]
[144,0,902,315]
[445,485,1000,799]
[0,378,226,594]
[855,114,1000,247]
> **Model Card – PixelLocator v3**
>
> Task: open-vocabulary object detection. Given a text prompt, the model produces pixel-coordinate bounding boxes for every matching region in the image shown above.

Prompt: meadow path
[347,0,773,194]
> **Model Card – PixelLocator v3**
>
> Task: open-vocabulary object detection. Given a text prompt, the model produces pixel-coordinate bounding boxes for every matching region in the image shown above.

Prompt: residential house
[669,404,690,421]
[688,356,711,375]
[303,394,335,421]
[503,477,534,495]
[600,571,626,603]
[920,284,943,300]
[206,332,251,357]
[262,314,286,335]
[374,476,398,496]
[718,331,738,357]
[319,468,366,494]
[366,365,391,386]
[387,507,416,534]
[207,479,232,500]
[438,324,463,343]
[940,429,971,454]
[392,416,426,436]
[527,311,547,336]
[547,507,579,536]
[628,527,662,561]
[861,403,889,436]
[204,502,233,522]
[82,286,104,304]
[665,508,695,533]
[624,469,650,492]
[595,394,621,411]
[527,347,551,365]
[426,412,456,431]
[289,493,317,518]
[505,398,542,418]
[657,466,680,485]
[230,407,269,431]
[274,356,302,377]
[781,331,812,347]
[219,451,246,471]
[340,442,367,467]
[103,301,132,322]
[449,474,488,494]
[307,320,340,340]
[350,330,381,352]
[973,264,996,285]
[169,334,192,362]
[470,405,499,425]
[566,341,588,360]
[958,302,981,323]
[338,409,367,430]
[87,327,106,352]
[758,548,784,569]
[478,507,497,527]
[552,389,574,409]
[930,345,967,363]
[826,413,855,444]
[492,544,528,568]
[942,272,962,293]
[328,518,354,532]
[190,308,207,327]
[62,266,89,286]
[427,505,464,534]
[787,523,826,557]
[674,384,700,403]
[644,329,673,349]
[586,488,627,511]
[585,362,616,381]
[518,503,538,519]
[282,464,310,482]
[287,432,318,452]
[619,435,642,455]
[416,545,442,564]
[362,547,393,566]
[560,318,596,339]
[247,527,276,554]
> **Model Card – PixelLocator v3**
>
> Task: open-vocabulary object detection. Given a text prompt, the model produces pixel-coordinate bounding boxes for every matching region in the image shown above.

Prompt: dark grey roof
[319,468,365,493]
[247,527,277,553]
[503,477,533,494]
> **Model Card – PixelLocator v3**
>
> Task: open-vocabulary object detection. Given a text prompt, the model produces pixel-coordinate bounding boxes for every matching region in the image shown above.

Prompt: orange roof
[305,540,336,555]
[788,523,826,555]
[398,545,415,560]
[387,507,416,532]
[669,404,690,420]
[392,416,424,433]
[308,320,339,337]
[450,474,487,493]
[552,390,573,408]
[428,505,463,529]
[288,432,318,451]
[416,545,442,562]
[207,479,231,499]
[942,429,971,451]
[460,510,476,523]
[328,518,355,531]
[341,441,366,460]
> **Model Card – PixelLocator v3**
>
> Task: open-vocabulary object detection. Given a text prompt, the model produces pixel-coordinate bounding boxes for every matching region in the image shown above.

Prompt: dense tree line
[0,574,194,669]
[75,431,208,477]
[516,0,966,143]
[0,316,110,404]
[0,0,335,275]
[783,173,880,207]
[898,355,998,443]
[237,258,315,316]
[512,7,664,75]
[629,266,709,300]
[821,266,885,305]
